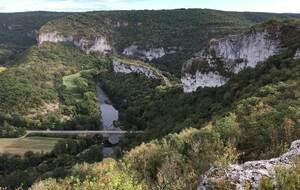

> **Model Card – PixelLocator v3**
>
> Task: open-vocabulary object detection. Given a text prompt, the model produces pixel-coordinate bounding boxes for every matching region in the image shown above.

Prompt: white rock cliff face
[181,31,280,93]
[38,32,112,54]
[112,59,159,79]
[123,45,166,61]
[210,31,279,73]
[181,72,229,93]
[198,139,300,190]
[294,49,300,60]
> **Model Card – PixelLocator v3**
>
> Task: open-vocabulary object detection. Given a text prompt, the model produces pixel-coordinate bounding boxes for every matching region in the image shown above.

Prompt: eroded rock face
[112,59,159,79]
[208,31,279,73]
[181,30,280,93]
[294,49,300,60]
[122,45,166,61]
[181,72,228,93]
[198,140,300,190]
[38,32,112,54]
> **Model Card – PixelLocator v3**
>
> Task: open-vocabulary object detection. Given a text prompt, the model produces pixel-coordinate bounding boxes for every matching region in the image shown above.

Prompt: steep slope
[0,43,104,130]
[37,9,300,77]
[182,20,300,92]
[0,12,66,65]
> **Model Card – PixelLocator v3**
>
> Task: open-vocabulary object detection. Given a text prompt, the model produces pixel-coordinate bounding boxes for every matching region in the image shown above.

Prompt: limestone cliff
[112,59,159,79]
[294,49,300,60]
[122,45,177,61]
[181,28,280,93]
[198,140,300,190]
[181,72,228,93]
[38,32,112,54]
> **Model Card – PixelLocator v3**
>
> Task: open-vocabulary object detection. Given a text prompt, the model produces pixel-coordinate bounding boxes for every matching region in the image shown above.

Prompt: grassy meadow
[0,137,61,156]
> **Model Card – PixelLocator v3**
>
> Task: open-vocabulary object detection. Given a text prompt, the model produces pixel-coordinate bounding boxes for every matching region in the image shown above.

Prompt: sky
[0,0,299,13]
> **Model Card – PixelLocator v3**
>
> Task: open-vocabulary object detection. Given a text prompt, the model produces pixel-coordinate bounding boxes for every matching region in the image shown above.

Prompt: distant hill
[39,9,300,76]
[0,12,66,64]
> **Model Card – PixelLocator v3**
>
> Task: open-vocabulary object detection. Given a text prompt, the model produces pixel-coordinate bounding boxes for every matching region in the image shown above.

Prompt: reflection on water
[96,83,121,157]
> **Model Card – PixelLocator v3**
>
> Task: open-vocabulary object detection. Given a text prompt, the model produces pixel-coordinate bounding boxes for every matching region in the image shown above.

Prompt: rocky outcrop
[112,59,159,79]
[198,140,300,190]
[181,72,228,93]
[206,31,279,73]
[122,45,176,61]
[181,30,280,93]
[294,49,300,60]
[38,32,112,54]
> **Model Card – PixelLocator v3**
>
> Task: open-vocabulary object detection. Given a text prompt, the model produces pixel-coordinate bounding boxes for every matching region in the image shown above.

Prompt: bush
[0,122,26,138]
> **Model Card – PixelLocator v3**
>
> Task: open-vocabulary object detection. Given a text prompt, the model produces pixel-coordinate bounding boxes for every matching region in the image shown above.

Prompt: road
[25,130,144,136]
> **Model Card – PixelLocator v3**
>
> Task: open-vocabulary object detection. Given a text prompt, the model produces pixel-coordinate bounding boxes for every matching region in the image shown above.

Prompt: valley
[0,8,299,190]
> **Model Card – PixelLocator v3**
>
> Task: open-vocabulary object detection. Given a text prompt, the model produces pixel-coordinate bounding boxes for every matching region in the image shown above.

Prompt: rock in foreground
[198,140,300,190]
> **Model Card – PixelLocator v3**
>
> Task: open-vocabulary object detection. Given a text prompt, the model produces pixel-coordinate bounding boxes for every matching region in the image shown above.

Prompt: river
[96,83,121,157]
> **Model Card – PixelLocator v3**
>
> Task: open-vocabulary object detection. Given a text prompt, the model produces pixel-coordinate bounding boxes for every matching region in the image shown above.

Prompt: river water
[96,83,121,156]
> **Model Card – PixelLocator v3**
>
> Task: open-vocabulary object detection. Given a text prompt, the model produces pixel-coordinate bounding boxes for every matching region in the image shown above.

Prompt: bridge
[25,130,144,136]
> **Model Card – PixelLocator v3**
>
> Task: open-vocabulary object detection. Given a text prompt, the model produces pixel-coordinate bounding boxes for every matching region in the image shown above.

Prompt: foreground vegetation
[260,158,300,190]
[0,135,104,189]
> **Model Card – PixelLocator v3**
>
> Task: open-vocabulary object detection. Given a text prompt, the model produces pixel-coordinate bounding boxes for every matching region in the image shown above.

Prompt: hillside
[38,9,300,76]
[0,43,104,130]
[0,12,66,65]
[3,9,298,132]
[31,20,300,189]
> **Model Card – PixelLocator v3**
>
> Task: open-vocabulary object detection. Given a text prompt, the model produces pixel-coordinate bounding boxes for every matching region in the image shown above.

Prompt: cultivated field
[0,137,61,156]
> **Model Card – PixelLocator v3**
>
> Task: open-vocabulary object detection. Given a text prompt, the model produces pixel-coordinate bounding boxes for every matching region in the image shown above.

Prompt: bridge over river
[25,130,144,135]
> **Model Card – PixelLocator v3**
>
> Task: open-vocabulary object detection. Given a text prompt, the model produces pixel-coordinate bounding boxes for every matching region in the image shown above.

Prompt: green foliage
[214,113,240,144]
[0,135,104,189]
[31,159,144,190]
[0,121,25,138]
[0,43,105,130]
[33,128,238,190]
[61,70,101,130]
[0,12,66,65]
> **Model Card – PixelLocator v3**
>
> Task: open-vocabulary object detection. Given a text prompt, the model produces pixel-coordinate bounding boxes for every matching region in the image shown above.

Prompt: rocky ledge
[198,139,300,190]
[181,29,280,93]
[112,59,159,79]
[123,45,177,61]
[38,32,112,54]
[181,71,229,93]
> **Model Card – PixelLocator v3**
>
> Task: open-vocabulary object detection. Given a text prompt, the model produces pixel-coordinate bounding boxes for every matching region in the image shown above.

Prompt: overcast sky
[0,0,299,13]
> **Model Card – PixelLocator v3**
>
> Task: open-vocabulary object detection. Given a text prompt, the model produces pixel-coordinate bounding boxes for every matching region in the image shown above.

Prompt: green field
[0,66,7,73]
[0,137,61,155]
[63,72,81,90]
